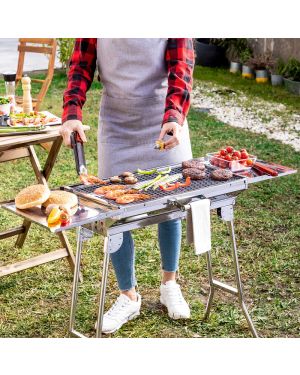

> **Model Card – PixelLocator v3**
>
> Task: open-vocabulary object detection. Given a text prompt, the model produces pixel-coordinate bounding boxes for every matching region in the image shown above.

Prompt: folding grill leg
[69,226,93,338]
[203,204,258,338]
[227,220,258,338]
[69,227,84,336]
[203,250,215,321]
[95,237,110,338]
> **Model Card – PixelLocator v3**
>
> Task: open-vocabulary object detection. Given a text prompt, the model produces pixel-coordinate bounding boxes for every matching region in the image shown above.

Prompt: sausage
[253,162,278,177]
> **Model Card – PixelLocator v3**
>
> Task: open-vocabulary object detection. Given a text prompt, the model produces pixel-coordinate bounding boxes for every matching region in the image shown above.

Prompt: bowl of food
[0,97,11,116]
[207,146,256,172]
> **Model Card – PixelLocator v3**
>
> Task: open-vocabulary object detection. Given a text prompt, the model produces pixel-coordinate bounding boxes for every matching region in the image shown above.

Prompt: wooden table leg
[15,145,48,247]
[57,231,82,282]
[10,137,77,278]
[15,219,32,248]
[15,139,62,247]
[43,137,63,181]
[28,145,48,186]
[40,142,53,153]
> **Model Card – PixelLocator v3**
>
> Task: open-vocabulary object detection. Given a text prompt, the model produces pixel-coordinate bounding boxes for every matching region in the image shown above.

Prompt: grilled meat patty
[182,168,206,180]
[182,159,205,170]
[210,168,233,181]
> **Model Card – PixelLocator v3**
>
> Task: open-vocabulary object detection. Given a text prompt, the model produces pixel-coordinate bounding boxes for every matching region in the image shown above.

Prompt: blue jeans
[110,219,182,291]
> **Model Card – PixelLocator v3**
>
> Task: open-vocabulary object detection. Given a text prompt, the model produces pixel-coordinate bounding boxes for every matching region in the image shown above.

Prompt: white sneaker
[101,293,141,334]
[160,281,190,319]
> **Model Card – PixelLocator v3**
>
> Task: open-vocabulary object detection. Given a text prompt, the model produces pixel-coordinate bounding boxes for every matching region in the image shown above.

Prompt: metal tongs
[70,131,87,176]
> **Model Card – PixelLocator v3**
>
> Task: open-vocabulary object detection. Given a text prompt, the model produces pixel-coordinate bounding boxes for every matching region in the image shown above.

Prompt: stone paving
[192,81,300,151]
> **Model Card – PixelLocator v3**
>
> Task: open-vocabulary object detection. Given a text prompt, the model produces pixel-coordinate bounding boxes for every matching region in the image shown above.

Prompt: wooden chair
[15,38,57,111]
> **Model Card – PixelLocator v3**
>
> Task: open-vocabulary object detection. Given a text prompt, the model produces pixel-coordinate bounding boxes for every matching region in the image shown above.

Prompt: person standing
[60,38,194,333]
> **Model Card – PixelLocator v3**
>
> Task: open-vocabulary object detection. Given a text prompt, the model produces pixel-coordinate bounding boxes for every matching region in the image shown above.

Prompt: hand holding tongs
[70,131,87,176]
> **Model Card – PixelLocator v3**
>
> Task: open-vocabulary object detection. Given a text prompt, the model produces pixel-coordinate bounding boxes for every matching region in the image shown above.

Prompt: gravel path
[192,81,300,152]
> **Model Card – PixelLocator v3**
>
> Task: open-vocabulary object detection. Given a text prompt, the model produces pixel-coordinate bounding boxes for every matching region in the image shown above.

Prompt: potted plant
[226,39,252,74]
[248,52,274,83]
[240,50,254,79]
[270,58,285,86]
[281,58,300,95]
[194,38,228,67]
[0,97,11,116]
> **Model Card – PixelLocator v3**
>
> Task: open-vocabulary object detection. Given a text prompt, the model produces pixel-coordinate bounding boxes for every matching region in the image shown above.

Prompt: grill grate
[67,165,245,209]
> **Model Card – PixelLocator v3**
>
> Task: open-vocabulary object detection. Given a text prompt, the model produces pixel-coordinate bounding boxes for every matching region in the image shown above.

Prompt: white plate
[8,110,61,127]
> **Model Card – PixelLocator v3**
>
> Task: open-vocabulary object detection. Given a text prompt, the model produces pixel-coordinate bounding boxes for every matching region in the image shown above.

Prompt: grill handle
[70,131,87,175]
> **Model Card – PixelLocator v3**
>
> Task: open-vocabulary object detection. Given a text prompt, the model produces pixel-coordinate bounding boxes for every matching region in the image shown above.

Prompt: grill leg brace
[69,228,122,338]
[203,205,258,338]
[95,237,110,338]
[69,226,93,338]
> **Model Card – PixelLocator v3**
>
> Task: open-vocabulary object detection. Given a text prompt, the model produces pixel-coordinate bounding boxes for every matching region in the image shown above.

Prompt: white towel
[186,199,211,255]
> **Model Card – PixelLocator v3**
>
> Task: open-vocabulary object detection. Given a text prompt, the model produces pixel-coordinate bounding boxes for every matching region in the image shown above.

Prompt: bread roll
[15,184,50,209]
[42,190,78,208]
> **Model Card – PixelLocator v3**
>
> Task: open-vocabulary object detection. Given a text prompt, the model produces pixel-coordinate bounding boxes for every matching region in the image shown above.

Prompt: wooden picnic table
[0,125,87,279]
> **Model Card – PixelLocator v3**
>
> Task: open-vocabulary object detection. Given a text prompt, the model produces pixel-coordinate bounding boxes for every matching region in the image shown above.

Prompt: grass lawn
[0,71,299,338]
[194,65,300,112]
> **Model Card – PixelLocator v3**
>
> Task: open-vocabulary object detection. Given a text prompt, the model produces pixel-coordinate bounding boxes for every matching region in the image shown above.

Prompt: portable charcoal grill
[63,164,248,219]
[1,160,297,338]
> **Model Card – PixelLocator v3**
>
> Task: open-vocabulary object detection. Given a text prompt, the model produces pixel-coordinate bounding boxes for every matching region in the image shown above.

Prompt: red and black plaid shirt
[62,38,194,126]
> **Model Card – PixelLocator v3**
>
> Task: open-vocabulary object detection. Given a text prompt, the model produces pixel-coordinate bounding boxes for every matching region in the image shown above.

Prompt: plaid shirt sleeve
[62,38,97,123]
[63,38,194,126]
[163,38,194,126]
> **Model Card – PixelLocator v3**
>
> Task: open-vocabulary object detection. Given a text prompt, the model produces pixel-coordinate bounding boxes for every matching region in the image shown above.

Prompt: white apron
[97,38,192,178]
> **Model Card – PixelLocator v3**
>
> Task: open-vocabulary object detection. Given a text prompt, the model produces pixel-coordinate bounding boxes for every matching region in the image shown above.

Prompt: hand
[158,122,182,150]
[59,120,87,147]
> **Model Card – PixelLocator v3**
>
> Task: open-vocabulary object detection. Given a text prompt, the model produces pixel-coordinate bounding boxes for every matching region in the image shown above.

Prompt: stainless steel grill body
[1,160,296,339]
[62,164,248,222]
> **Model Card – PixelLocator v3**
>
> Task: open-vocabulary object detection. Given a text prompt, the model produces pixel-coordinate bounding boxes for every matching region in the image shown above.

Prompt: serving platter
[8,110,61,127]
[0,110,61,136]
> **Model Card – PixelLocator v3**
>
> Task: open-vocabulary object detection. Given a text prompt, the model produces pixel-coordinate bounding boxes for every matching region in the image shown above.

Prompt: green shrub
[274,58,285,75]
[57,38,75,69]
[281,58,300,81]
[211,38,253,64]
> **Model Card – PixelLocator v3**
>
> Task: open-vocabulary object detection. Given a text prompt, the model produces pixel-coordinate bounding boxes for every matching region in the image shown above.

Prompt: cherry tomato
[225,154,232,161]
[226,146,234,153]
[241,151,249,159]
[220,149,227,156]
[233,151,241,159]
[61,220,70,226]
[232,156,239,161]
[60,211,70,225]
[246,158,253,166]
[240,148,247,153]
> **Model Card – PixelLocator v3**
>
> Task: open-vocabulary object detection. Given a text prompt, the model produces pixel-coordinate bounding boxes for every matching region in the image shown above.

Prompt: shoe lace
[106,296,130,319]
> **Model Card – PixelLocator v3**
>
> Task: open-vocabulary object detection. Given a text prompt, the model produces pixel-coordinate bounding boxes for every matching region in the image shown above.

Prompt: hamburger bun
[15,184,50,210]
[42,190,78,209]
